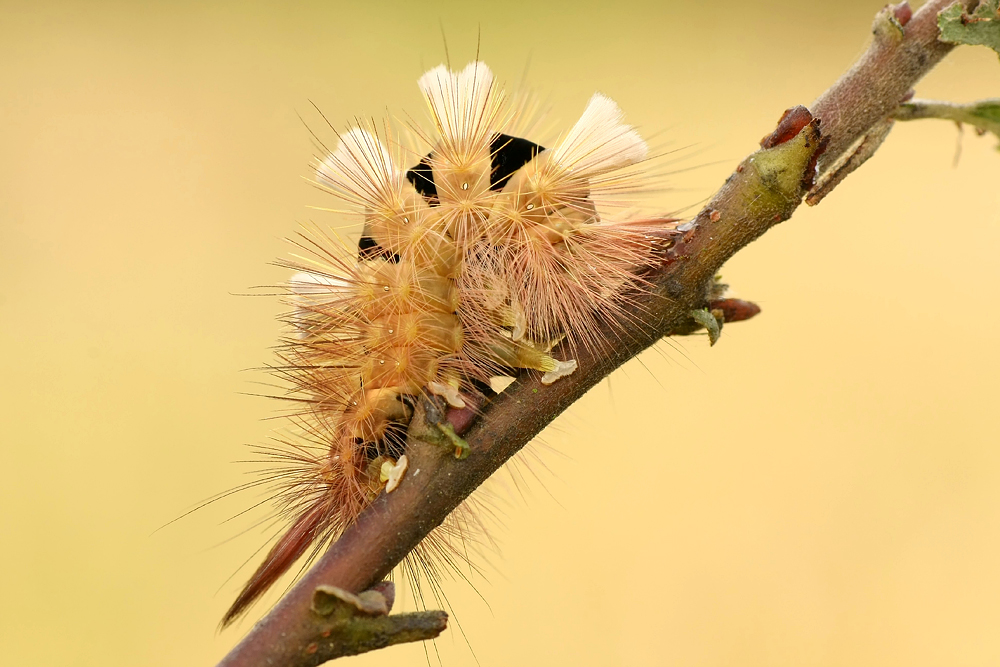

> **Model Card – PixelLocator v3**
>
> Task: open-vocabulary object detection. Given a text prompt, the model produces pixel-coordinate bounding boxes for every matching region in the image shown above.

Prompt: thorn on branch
[445,400,481,436]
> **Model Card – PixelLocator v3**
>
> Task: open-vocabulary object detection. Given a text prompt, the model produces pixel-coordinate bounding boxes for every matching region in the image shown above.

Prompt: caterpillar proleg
[222,62,671,626]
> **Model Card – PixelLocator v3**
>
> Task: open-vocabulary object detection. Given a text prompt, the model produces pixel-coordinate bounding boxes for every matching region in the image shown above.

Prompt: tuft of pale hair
[417,61,505,163]
[316,127,402,210]
[550,93,648,178]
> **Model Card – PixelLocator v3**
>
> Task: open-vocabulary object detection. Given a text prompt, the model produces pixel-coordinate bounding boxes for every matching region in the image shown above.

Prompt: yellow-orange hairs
[223,61,668,625]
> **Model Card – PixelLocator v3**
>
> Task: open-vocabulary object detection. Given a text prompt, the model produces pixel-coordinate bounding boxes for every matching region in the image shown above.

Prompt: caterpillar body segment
[225,61,670,625]
[466,92,659,350]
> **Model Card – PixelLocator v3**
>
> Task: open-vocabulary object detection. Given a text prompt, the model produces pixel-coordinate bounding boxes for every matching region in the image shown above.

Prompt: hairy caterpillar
[223,61,669,626]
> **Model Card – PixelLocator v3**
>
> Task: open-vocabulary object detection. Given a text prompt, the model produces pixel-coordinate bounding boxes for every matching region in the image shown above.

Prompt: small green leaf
[939,0,1000,58]
[966,99,1000,128]
[689,308,722,346]
[437,422,471,460]
[967,100,1000,149]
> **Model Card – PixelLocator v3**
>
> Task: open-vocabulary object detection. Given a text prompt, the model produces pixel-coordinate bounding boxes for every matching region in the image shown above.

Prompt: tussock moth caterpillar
[222,61,672,626]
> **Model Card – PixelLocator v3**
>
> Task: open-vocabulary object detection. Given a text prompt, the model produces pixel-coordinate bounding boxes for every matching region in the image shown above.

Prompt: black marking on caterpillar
[489,133,545,190]
[360,133,545,261]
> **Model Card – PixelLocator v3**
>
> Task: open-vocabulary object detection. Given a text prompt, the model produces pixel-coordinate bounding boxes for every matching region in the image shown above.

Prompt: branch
[810,1,962,173]
[226,579,446,666]
[301,583,447,664]
[217,1,978,665]
[805,0,971,204]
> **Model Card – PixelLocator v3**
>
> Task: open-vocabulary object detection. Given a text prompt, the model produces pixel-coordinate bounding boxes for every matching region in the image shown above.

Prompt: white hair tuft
[418,61,500,153]
[550,93,648,177]
[316,128,400,207]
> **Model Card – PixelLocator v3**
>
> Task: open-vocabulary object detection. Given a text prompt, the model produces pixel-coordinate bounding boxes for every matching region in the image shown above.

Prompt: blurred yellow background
[2,1,999,665]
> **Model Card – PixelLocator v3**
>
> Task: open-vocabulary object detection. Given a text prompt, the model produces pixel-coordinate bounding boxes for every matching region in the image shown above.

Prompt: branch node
[873,3,910,42]
[746,114,825,205]
[289,582,449,664]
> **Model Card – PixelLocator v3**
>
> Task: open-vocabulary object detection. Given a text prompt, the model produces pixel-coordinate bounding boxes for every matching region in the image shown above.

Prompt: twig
[893,97,1000,140]
[299,583,447,665]
[217,1,979,665]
